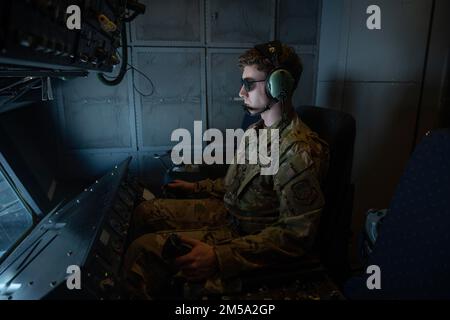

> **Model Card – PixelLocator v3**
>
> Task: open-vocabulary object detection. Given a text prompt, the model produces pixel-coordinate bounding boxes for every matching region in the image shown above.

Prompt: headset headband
[254,40,283,68]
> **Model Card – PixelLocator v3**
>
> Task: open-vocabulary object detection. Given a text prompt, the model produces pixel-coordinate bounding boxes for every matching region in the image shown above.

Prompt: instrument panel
[0,0,124,72]
[0,157,142,300]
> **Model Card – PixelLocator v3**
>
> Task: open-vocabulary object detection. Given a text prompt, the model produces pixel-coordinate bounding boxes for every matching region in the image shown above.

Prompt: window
[0,167,33,259]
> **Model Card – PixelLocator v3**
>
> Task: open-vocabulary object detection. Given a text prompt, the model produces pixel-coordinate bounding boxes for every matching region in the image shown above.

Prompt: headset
[254,40,296,102]
[243,40,296,116]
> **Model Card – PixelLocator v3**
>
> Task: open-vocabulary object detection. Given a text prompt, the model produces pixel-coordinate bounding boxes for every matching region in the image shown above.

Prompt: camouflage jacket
[195,113,329,279]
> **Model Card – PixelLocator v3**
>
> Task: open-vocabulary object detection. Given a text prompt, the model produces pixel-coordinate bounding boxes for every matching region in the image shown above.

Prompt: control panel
[0,0,125,72]
[0,158,143,300]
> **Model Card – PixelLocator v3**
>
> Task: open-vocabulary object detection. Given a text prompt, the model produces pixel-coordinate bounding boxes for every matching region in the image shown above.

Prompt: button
[79,54,89,63]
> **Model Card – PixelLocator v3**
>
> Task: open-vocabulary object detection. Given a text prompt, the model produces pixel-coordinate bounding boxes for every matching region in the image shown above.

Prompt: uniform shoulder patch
[276,149,314,189]
[291,180,318,206]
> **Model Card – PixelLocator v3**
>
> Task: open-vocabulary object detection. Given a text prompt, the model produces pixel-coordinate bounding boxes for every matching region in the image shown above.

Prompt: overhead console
[0,0,145,112]
[0,0,140,72]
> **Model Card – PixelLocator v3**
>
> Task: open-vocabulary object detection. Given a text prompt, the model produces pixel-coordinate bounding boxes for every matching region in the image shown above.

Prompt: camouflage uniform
[123,113,329,298]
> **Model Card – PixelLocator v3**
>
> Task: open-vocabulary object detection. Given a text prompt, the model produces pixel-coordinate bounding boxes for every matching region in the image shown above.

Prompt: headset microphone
[242,100,275,116]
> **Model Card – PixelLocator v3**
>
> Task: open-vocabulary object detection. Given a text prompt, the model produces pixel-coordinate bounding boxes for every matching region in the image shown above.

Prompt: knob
[54,42,64,56]
[18,32,33,48]
[110,54,120,65]
[95,47,107,62]
[79,54,89,63]
[44,39,56,54]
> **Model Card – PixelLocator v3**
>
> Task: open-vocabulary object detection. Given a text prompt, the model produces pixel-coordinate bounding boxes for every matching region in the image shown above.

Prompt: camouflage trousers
[122,198,241,299]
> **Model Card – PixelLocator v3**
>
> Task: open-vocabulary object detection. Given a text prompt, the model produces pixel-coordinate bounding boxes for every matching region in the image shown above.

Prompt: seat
[297,106,356,285]
[344,129,450,299]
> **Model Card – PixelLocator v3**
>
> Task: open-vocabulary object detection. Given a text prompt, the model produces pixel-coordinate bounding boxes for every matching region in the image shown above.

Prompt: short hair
[238,43,303,90]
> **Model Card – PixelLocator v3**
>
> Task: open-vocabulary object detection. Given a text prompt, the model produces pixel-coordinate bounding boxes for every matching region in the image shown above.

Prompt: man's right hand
[164,179,196,193]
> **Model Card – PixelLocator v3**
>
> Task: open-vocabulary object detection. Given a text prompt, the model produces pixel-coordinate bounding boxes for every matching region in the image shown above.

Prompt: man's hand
[164,179,196,193]
[174,236,218,282]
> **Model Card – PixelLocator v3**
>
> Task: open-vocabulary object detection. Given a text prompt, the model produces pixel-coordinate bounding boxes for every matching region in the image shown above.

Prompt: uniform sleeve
[194,178,225,198]
[213,150,325,279]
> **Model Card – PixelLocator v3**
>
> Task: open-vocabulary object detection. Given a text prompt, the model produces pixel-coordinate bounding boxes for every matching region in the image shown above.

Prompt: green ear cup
[266,68,295,101]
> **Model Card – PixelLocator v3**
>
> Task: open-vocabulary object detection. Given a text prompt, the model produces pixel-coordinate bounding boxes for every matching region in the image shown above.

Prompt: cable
[113,48,155,97]
[129,63,155,97]
[123,10,139,22]
[101,67,132,79]
[0,78,41,106]
[123,0,146,22]
[96,0,145,86]
[0,77,35,95]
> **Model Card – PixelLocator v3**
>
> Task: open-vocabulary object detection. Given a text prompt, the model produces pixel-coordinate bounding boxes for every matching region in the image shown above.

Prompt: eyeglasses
[241,78,266,92]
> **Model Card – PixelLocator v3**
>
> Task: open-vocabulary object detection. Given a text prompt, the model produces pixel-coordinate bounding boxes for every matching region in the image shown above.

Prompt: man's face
[239,65,270,114]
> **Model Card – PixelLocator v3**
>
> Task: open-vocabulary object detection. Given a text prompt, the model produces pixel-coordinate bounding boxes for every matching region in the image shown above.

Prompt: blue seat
[344,129,450,299]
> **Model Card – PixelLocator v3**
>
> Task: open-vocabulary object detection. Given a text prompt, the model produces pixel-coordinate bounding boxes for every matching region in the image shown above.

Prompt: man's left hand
[174,236,218,282]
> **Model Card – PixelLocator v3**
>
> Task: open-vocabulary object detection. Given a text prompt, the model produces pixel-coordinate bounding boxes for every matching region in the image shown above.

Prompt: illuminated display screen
[0,167,33,258]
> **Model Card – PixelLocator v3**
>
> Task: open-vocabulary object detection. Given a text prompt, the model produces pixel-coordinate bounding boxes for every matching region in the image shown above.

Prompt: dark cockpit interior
[0,0,449,302]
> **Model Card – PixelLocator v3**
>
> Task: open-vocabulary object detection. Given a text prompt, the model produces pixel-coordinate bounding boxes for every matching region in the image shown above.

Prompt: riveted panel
[208,50,246,132]
[207,0,275,46]
[278,0,321,45]
[131,0,203,45]
[59,72,132,150]
[62,152,138,180]
[134,48,204,148]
